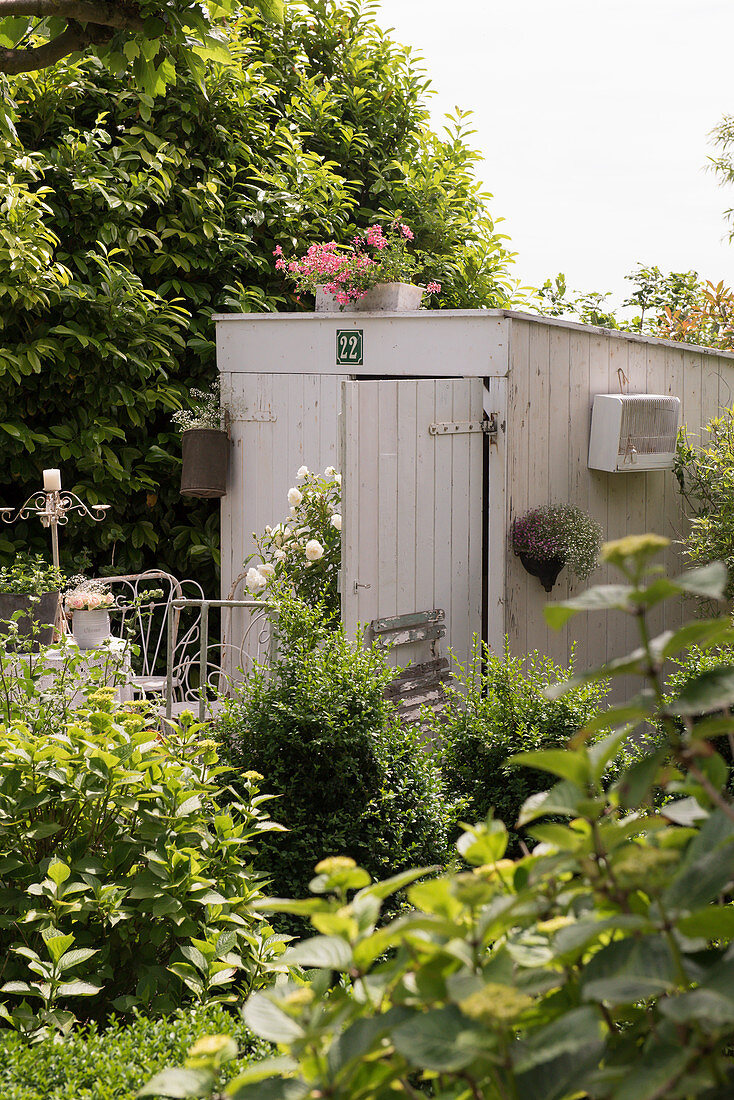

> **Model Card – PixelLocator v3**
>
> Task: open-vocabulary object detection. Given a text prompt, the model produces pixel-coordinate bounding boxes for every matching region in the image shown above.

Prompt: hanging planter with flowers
[512,504,603,592]
[273,221,442,312]
[173,381,229,499]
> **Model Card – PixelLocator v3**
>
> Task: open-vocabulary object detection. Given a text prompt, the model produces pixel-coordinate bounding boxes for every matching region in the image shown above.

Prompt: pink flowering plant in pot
[512,504,602,592]
[64,577,116,649]
[64,577,115,613]
[273,221,442,307]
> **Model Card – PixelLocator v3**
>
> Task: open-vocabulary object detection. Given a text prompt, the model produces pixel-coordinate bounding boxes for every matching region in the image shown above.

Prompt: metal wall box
[588,394,681,472]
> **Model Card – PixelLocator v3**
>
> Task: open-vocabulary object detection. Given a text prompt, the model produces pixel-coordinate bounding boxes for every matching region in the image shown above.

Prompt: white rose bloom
[324,465,336,477]
[265,525,272,535]
[284,526,292,537]
[274,549,286,561]
[330,513,342,531]
[334,473,342,486]
[297,465,310,479]
[287,487,303,507]
[305,539,324,561]
[245,567,267,593]
[289,506,297,517]
[258,563,275,578]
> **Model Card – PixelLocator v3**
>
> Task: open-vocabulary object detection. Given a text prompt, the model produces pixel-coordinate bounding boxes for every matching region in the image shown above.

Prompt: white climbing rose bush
[244,466,341,620]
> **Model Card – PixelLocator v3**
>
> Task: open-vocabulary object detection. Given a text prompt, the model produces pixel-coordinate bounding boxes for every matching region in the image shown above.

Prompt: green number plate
[336,329,363,366]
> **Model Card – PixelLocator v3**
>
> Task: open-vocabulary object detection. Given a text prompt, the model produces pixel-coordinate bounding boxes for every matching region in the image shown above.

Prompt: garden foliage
[0,554,63,595]
[149,535,734,1100]
[0,695,284,1033]
[535,264,734,348]
[0,1002,271,1100]
[0,0,514,589]
[0,0,283,87]
[215,596,455,921]
[433,640,609,853]
[675,404,734,593]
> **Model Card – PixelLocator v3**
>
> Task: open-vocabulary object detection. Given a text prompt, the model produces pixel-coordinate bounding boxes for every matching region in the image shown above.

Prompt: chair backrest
[170,585,273,710]
[92,571,184,678]
[223,573,276,683]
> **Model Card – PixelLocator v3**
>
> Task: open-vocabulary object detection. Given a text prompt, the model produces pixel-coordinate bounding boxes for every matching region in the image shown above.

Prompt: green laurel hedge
[0,1,514,590]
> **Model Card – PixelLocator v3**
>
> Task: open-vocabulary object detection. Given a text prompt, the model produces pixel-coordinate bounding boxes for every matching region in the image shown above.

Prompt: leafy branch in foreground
[0,0,283,88]
[143,534,734,1099]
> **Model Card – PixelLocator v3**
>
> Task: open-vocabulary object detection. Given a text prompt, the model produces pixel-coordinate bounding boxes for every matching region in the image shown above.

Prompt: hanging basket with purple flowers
[512,504,603,592]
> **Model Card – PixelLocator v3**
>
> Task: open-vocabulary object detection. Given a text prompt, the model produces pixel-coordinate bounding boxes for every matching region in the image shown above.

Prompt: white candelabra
[0,469,110,569]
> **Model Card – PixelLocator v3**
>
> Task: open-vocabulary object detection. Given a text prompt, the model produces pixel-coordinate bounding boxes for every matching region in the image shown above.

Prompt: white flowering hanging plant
[171,380,223,433]
[243,466,341,619]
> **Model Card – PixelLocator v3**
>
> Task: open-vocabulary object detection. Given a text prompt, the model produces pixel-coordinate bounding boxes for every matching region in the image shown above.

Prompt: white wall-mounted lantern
[588,394,681,472]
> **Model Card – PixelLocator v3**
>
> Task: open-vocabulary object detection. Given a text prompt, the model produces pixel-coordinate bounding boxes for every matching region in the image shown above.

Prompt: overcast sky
[375,0,734,304]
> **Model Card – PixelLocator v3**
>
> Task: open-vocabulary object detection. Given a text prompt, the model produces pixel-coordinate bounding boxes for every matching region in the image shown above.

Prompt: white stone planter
[315,282,424,312]
[72,609,111,650]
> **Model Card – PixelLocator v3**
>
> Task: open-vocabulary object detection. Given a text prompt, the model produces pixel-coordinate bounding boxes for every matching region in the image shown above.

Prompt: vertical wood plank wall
[504,316,734,674]
[219,371,345,662]
[341,378,484,673]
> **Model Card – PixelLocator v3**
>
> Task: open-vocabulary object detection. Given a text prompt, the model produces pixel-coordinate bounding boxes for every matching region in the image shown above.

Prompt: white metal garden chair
[90,570,201,698]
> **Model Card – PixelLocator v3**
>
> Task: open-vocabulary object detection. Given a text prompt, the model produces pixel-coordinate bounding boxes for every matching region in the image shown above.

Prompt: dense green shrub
[659,644,734,777]
[432,641,609,852]
[0,696,282,1031]
[0,1002,271,1100]
[675,407,734,596]
[215,597,455,918]
[0,1,515,588]
[148,539,734,1100]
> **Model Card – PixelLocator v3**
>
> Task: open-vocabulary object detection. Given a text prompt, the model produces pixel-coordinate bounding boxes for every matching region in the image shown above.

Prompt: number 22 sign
[336,329,364,366]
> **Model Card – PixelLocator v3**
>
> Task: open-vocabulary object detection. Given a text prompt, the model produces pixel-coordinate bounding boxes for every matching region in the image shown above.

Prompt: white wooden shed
[215,308,734,679]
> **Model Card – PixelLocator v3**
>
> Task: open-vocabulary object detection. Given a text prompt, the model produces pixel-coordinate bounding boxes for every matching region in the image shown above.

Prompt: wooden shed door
[340,378,485,672]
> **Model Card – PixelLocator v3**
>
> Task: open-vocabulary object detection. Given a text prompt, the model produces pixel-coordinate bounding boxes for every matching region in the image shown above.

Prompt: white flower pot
[72,609,111,650]
[315,282,424,312]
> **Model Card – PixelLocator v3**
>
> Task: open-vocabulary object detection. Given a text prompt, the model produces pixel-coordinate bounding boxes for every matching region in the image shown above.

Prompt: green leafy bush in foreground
[0,698,284,1033]
[433,640,609,852]
[0,1003,271,1100]
[149,536,734,1099]
[216,597,455,924]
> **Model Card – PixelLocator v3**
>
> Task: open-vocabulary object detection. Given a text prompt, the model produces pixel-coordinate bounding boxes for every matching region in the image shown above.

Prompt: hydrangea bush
[145,537,734,1100]
[274,221,442,306]
[0,697,285,1035]
[243,466,341,620]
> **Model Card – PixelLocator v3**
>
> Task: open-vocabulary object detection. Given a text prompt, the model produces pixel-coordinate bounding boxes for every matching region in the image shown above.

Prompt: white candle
[43,469,61,491]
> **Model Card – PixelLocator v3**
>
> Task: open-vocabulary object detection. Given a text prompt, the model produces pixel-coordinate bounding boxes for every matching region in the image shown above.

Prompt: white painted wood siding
[504,315,734,678]
[219,371,345,673]
[340,378,485,672]
[216,311,509,378]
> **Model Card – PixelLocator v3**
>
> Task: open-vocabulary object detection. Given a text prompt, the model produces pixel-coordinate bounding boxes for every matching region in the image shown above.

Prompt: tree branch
[0,0,144,31]
[0,20,111,73]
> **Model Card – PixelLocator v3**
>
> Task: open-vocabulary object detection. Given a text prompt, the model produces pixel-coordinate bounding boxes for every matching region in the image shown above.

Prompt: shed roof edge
[212,307,734,362]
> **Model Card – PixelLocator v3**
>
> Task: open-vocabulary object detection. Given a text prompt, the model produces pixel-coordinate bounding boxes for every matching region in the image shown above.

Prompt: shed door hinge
[429,413,499,437]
